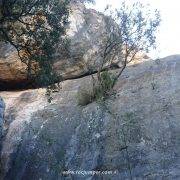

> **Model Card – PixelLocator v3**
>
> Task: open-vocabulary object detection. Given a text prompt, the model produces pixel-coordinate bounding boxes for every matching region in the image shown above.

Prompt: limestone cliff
[0,55,180,179]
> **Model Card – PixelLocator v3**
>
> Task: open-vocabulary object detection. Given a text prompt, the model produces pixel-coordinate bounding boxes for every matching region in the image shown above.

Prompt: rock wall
[0,55,180,179]
[0,97,5,139]
[0,2,121,86]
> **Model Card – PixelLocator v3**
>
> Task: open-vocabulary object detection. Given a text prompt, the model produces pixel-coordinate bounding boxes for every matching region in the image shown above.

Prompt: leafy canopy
[0,0,70,86]
[100,1,161,86]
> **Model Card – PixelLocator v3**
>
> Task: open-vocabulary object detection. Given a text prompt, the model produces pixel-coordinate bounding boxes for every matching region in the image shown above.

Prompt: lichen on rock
[0,55,180,179]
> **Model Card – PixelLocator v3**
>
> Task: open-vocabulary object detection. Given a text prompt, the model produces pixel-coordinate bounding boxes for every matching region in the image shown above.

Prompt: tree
[96,1,161,95]
[112,2,161,85]
[0,0,70,87]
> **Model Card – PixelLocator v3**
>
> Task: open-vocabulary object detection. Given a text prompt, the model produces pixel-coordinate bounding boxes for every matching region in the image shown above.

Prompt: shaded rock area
[0,97,5,139]
[0,43,28,89]
[0,1,122,89]
[0,55,180,179]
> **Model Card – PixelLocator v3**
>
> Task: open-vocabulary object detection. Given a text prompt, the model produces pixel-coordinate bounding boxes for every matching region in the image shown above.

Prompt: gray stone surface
[0,55,180,179]
[0,96,5,139]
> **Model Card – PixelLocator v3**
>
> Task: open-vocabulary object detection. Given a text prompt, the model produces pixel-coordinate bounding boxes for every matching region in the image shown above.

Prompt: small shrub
[77,71,115,106]
[94,71,115,101]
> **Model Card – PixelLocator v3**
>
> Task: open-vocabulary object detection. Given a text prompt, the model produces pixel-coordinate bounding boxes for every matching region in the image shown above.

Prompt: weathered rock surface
[0,97,5,139]
[0,43,27,82]
[0,55,180,179]
[0,2,120,87]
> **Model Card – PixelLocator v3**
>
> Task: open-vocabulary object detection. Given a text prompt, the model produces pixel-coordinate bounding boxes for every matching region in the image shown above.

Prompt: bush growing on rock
[96,1,161,89]
[80,1,161,105]
[93,71,115,100]
[77,70,115,105]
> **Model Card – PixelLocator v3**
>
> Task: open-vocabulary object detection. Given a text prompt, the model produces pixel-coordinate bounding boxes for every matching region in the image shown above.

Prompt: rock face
[0,2,120,87]
[0,55,180,179]
[0,43,27,82]
[0,97,5,139]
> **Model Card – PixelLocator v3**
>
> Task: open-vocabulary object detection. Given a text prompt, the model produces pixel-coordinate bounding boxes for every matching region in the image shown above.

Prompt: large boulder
[0,2,120,87]
[0,55,180,179]
[0,96,5,138]
[0,43,28,89]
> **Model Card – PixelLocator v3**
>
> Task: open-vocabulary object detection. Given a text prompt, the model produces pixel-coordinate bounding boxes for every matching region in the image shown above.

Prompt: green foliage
[102,1,161,87]
[94,71,115,101]
[77,71,115,106]
[46,83,61,103]
[115,1,161,53]
[0,0,70,87]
